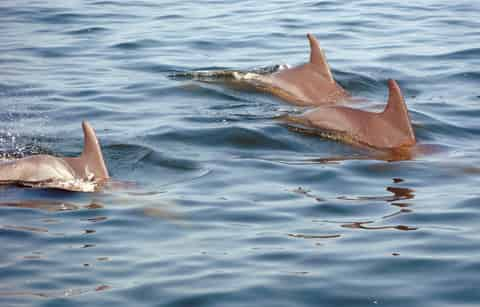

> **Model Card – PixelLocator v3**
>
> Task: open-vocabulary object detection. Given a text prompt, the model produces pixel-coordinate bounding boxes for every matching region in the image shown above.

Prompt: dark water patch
[105,142,209,186]
[138,149,201,171]
[409,111,480,144]
[436,48,480,60]
[209,206,294,225]
[118,62,181,74]
[42,105,112,122]
[90,0,160,8]
[19,46,79,59]
[90,0,119,5]
[141,84,211,100]
[0,200,79,212]
[381,48,480,63]
[84,94,142,105]
[65,27,109,35]
[182,83,251,104]
[0,58,29,65]
[446,71,480,82]
[457,197,480,210]
[122,81,159,91]
[105,143,153,169]
[335,71,381,95]
[62,89,102,98]
[310,1,341,8]
[31,11,140,25]
[154,14,184,20]
[146,126,295,151]
[189,40,219,51]
[407,208,480,226]
[34,12,88,25]
[110,39,162,50]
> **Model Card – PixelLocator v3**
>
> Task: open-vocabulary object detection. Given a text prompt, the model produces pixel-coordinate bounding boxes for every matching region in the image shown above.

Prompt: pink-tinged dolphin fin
[63,121,109,181]
[229,33,349,106]
[0,121,109,191]
[286,80,416,149]
[381,80,416,144]
[307,33,334,83]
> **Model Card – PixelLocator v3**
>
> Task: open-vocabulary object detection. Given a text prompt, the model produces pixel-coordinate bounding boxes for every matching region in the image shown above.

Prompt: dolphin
[284,80,416,150]
[230,33,349,106]
[0,121,109,191]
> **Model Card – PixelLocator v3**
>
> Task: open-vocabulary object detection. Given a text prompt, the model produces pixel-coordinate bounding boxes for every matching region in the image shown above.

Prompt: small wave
[138,149,201,171]
[341,221,417,231]
[147,125,295,151]
[0,200,79,212]
[35,12,86,24]
[19,46,75,59]
[111,39,161,50]
[381,48,480,63]
[65,27,109,35]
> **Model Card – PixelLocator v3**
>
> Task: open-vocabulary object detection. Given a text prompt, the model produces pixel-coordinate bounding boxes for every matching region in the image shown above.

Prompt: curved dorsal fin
[307,33,334,82]
[382,79,416,144]
[79,121,109,179]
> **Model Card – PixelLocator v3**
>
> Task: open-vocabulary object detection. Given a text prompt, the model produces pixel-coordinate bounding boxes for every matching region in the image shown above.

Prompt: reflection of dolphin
[285,80,416,149]
[232,33,349,106]
[0,121,109,191]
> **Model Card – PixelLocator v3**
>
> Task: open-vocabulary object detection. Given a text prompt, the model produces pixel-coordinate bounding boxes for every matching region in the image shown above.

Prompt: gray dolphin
[231,33,349,106]
[285,80,416,150]
[0,121,109,191]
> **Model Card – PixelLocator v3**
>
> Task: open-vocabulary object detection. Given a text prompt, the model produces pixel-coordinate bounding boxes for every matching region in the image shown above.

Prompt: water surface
[1,1,480,306]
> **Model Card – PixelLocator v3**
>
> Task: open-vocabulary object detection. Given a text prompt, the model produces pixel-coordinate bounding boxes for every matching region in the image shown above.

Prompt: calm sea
[1,0,480,306]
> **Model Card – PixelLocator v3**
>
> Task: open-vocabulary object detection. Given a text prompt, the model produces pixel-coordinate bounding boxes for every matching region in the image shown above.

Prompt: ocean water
[1,0,480,306]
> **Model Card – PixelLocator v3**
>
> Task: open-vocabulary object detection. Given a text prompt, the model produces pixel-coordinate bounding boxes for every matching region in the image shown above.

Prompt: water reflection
[288,233,341,239]
[341,221,417,231]
[0,199,112,300]
[291,186,325,202]
[338,186,415,202]
[82,216,107,223]
[328,179,418,231]
[0,200,79,212]
[0,200,107,212]
[383,203,413,219]
[2,224,48,233]
[0,284,111,299]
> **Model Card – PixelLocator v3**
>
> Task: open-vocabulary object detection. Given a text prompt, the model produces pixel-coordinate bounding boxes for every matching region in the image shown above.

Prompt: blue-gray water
[1,1,480,306]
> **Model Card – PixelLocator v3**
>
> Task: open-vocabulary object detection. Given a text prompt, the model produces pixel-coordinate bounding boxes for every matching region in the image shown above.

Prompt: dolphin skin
[285,79,416,150]
[232,33,349,106]
[0,121,109,191]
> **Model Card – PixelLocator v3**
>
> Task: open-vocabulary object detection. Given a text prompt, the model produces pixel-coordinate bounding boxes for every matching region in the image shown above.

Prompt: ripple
[147,126,295,151]
[0,200,79,212]
[65,26,109,35]
[341,221,418,231]
[287,233,341,239]
[2,1,480,307]
[111,39,162,50]
[35,12,86,24]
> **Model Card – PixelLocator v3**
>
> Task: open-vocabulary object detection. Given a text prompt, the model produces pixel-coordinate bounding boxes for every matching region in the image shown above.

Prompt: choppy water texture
[1,1,480,306]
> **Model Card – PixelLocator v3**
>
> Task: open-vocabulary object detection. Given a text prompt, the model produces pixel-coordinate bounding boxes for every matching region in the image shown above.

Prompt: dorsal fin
[307,33,334,82]
[382,79,416,145]
[79,121,109,179]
